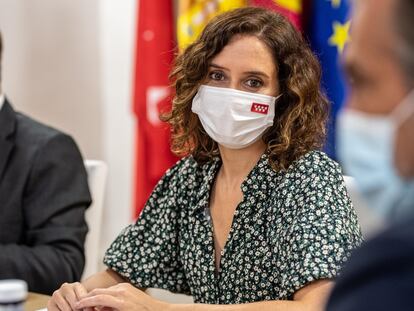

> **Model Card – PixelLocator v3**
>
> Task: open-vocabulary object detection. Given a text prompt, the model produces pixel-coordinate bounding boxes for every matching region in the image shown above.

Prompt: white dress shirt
[0,94,4,112]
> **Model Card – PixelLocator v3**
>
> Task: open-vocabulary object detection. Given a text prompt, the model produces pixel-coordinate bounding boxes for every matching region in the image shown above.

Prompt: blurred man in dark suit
[0,32,92,295]
[326,0,414,310]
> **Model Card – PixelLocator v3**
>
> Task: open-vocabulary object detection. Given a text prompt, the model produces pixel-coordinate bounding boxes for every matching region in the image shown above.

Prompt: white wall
[99,0,136,255]
[0,0,135,264]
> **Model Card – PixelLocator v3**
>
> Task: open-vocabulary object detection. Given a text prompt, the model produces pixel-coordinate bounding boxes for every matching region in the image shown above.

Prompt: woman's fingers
[61,283,82,310]
[84,288,121,298]
[76,294,121,310]
[73,282,88,300]
[74,283,162,311]
[47,282,91,311]
[72,282,93,311]
[51,288,72,311]
[46,298,61,311]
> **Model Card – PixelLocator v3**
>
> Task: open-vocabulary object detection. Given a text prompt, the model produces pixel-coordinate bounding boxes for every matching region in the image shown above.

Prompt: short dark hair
[395,0,414,85]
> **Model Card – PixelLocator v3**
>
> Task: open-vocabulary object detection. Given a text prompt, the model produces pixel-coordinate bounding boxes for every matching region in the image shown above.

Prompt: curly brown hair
[162,6,329,171]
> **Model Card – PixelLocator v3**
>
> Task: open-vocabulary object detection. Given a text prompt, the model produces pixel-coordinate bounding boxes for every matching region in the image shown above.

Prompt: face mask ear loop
[268,93,283,123]
[391,89,414,126]
[274,93,283,103]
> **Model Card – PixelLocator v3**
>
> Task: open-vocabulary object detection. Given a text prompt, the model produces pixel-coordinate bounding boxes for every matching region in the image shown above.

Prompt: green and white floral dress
[104,150,362,304]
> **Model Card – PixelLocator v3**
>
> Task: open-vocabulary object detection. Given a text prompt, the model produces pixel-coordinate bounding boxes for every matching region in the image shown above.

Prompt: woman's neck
[218,140,266,185]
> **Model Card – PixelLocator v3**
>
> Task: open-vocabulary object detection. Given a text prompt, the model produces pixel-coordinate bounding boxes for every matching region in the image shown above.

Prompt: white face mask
[191,85,281,149]
[337,90,414,223]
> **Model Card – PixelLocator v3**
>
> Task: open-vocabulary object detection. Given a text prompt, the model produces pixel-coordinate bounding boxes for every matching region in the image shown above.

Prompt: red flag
[133,0,179,218]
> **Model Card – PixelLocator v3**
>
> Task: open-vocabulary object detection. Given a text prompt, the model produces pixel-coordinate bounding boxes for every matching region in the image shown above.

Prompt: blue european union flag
[307,0,351,159]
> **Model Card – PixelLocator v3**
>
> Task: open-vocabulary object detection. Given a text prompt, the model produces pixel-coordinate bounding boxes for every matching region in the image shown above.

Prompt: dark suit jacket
[0,99,92,295]
[326,216,414,311]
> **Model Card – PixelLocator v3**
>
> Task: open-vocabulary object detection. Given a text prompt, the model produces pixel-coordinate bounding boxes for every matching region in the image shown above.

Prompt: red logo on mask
[251,103,269,115]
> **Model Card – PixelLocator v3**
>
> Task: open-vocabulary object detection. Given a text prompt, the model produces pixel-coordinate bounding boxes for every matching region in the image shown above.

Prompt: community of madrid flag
[307,0,351,159]
[133,0,178,218]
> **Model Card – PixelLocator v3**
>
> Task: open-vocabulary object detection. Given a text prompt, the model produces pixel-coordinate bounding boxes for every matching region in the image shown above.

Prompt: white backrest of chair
[343,175,385,238]
[82,160,108,279]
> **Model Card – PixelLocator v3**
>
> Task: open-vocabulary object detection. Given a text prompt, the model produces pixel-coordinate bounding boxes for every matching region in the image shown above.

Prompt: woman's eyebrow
[209,63,270,79]
[243,70,270,79]
[209,63,229,70]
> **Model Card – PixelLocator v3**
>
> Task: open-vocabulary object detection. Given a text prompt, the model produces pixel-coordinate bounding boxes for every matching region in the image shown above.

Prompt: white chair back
[83,160,108,279]
[343,175,385,238]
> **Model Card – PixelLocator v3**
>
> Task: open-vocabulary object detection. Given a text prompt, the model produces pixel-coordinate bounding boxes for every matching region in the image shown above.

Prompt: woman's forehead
[210,35,277,73]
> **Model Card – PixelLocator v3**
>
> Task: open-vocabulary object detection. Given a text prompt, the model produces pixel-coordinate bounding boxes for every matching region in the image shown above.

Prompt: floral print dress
[104,150,362,304]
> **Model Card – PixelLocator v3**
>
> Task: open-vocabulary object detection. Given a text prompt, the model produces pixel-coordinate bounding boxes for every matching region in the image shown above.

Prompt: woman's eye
[209,71,225,81]
[245,79,263,88]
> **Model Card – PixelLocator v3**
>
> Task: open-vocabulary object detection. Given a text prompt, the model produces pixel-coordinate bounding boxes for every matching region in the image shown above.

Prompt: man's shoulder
[338,217,414,281]
[363,217,414,261]
[12,111,82,167]
[15,111,68,147]
[326,217,414,310]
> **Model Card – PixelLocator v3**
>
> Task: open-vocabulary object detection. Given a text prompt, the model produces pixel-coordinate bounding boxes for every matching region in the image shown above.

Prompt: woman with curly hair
[49,7,362,311]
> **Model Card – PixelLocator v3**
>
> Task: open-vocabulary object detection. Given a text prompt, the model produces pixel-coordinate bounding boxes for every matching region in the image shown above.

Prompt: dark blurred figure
[0,32,92,294]
[326,0,414,310]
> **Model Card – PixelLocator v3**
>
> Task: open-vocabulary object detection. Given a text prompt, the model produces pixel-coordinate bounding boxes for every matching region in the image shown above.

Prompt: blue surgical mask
[337,90,414,223]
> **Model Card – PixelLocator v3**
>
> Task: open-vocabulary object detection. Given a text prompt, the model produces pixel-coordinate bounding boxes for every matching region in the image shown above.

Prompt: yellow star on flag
[328,20,351,53]
[328,0,341,8]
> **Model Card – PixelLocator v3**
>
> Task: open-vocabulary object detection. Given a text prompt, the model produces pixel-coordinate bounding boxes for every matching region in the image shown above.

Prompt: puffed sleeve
[104,158,191,294]
[277,151,363,299]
